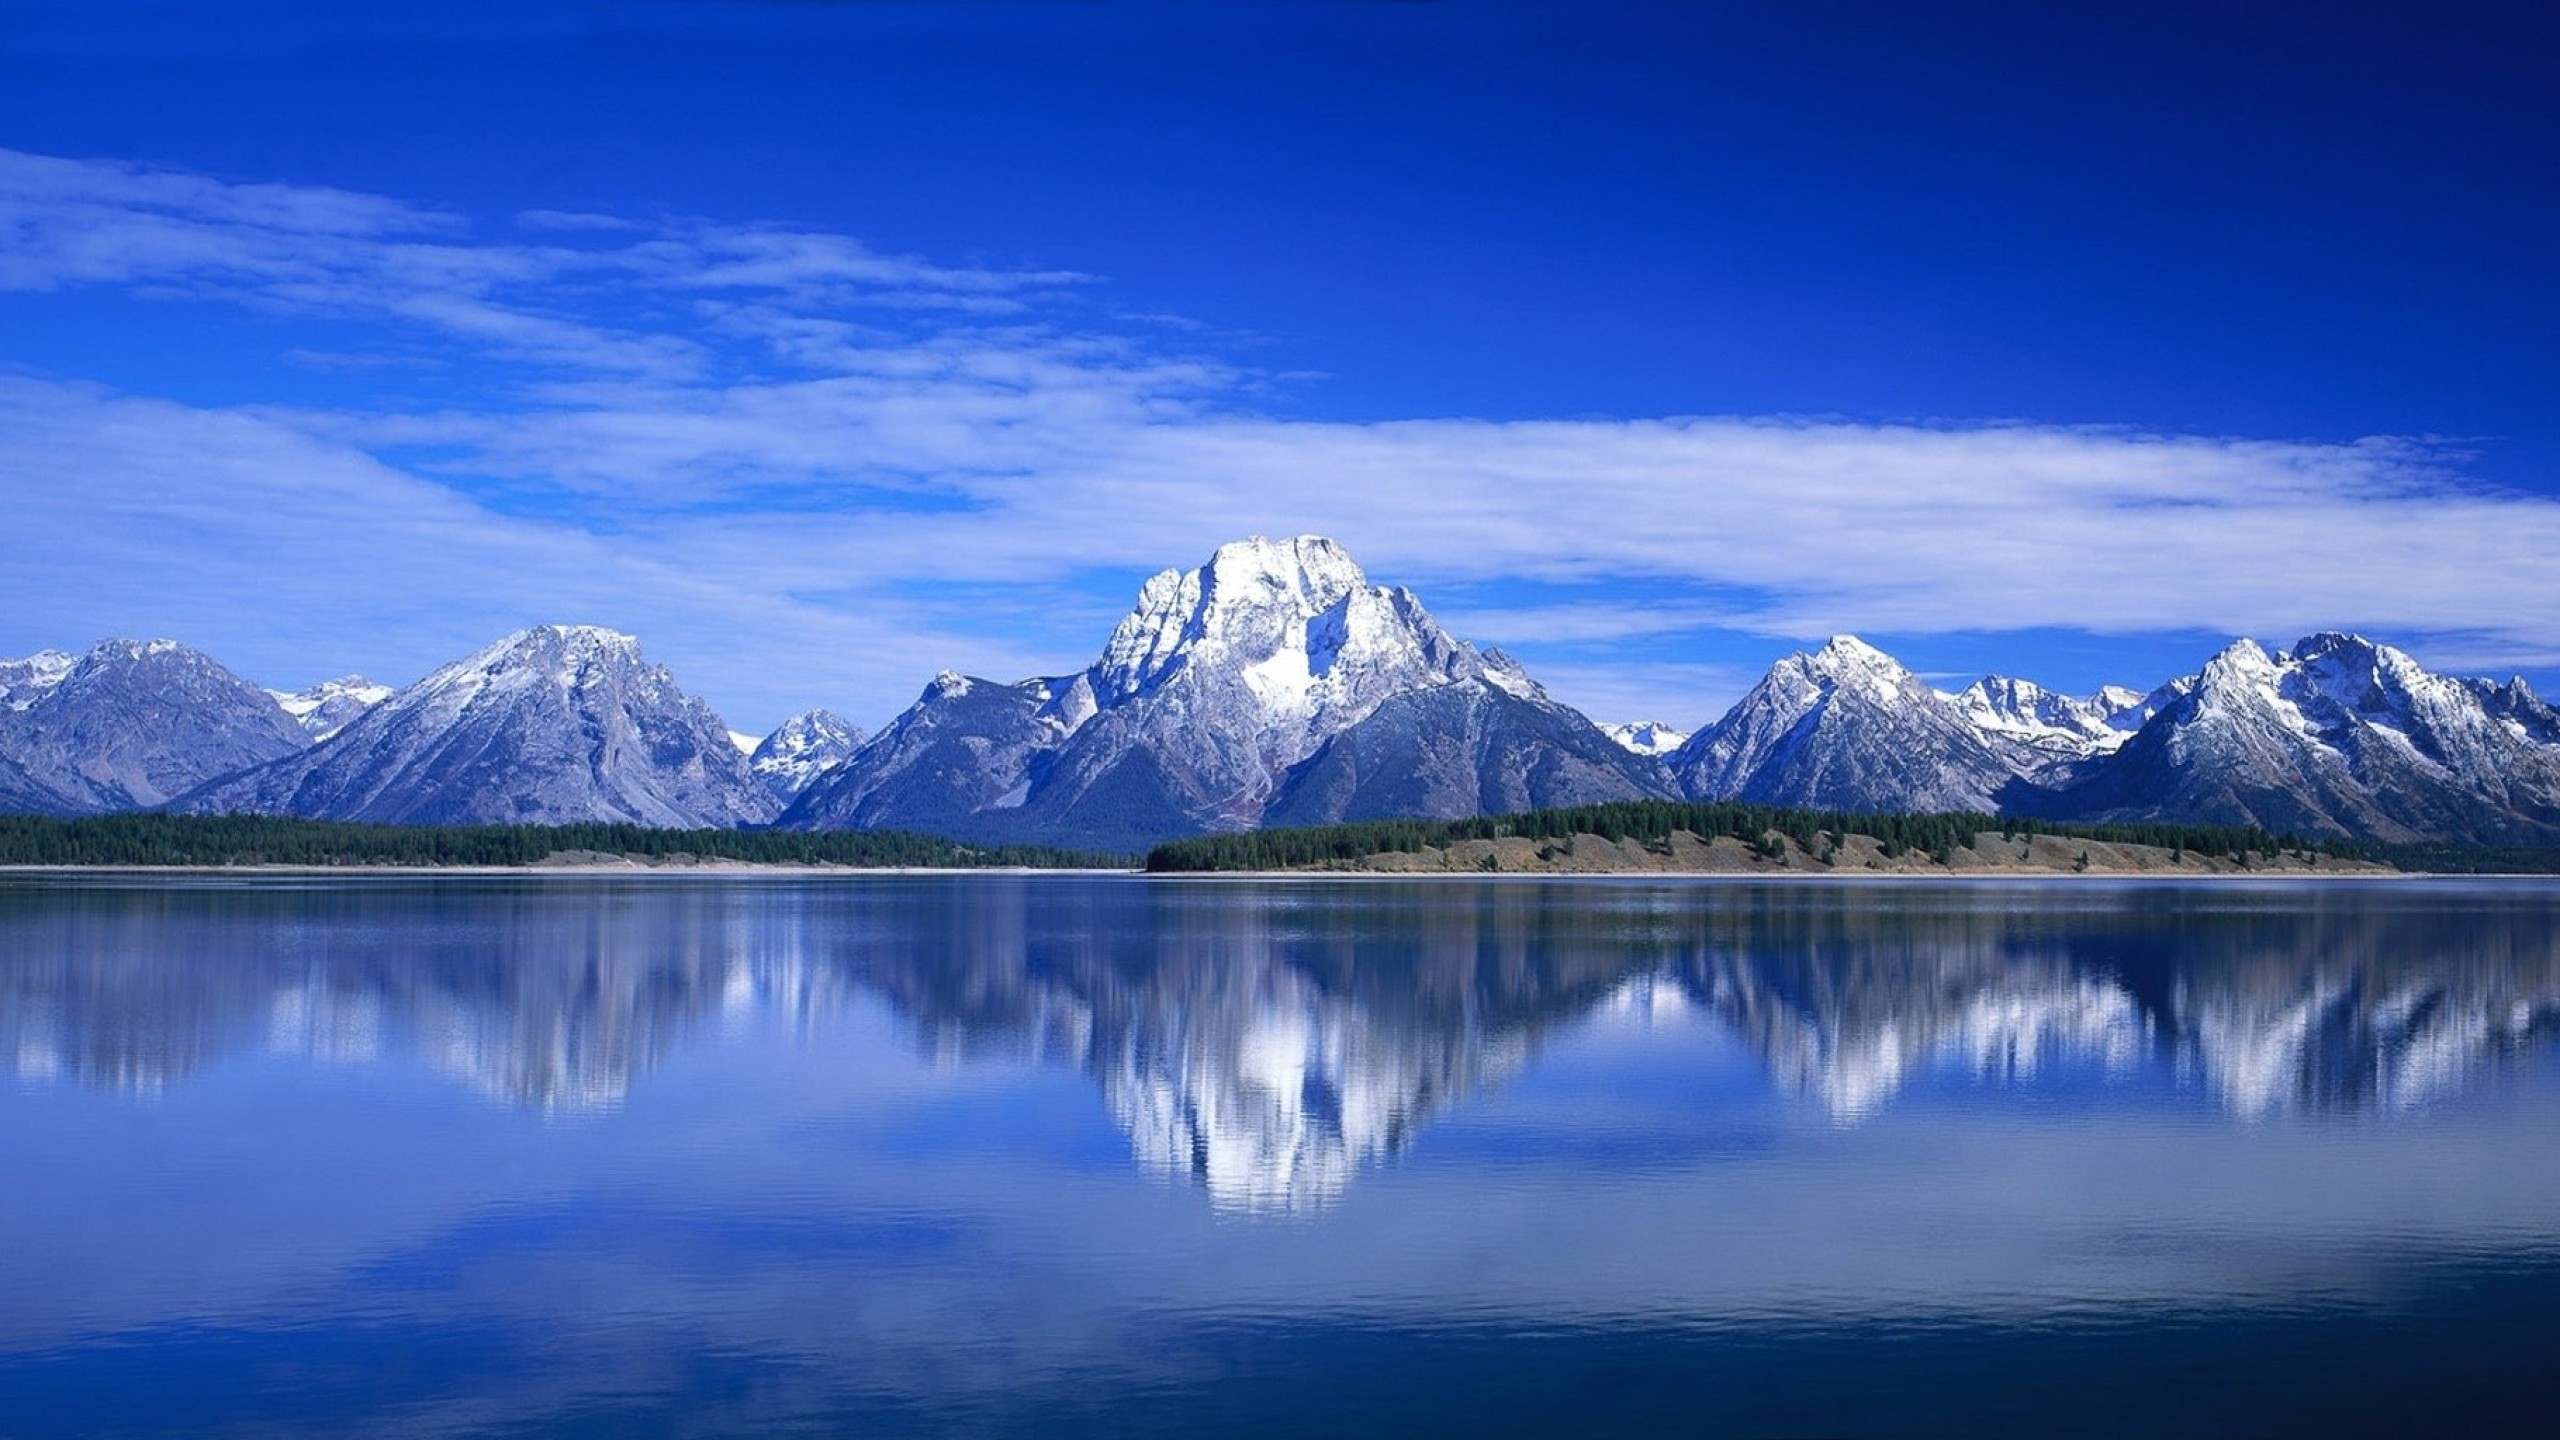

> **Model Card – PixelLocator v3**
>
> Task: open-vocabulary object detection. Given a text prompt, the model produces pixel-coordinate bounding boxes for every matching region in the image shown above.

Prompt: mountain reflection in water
[5,876,2555,1213]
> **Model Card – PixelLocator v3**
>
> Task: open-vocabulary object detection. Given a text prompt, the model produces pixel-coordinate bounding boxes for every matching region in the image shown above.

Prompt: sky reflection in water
[2,875,2557,1438]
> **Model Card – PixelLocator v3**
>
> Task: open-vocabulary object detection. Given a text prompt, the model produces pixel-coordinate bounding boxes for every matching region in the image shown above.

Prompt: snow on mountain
[782,536,1669,848]
[747,709,867,799]
[2464,676,2560,748]
[1952,675,2142,778]
[0,639,309,813]
[1669,636,2029,812]
[268,675,394,742]
[0,649,74,711]
[181,625,777,828]
[2057,633,2560,842]
[1601,720,1690,756]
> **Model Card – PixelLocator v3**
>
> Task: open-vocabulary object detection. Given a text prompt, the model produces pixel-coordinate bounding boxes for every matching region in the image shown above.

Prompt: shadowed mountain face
[7,876,2555,1214]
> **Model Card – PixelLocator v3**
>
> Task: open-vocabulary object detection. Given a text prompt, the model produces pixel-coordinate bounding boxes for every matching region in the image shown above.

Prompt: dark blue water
[3,875,2558,1438]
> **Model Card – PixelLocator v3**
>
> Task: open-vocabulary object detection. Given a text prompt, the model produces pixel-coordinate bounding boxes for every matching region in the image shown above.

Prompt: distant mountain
[782,536,1669,848]
[1601,720,1689,756]
[7,581,2559,848]
[2057,634,2560,842]
[1952,675,2143,780]
[0,639,308,814]
[268,675,394,741]
[182,625,776,828]
[1663,630,2560,843]
[1668,636,2028,812]
[747,709,866,799]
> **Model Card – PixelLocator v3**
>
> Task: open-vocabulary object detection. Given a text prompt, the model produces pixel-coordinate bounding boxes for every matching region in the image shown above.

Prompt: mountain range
[4,535,2557,848]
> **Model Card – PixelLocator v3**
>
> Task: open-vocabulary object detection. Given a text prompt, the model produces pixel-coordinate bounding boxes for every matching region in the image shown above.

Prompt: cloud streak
[2,147,2556,729]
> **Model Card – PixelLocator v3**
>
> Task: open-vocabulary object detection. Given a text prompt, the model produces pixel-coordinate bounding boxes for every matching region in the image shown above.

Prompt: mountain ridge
[6,537,2558,845]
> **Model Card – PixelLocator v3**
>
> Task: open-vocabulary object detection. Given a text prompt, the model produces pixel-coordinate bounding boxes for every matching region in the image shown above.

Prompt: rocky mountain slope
[5,540,2559,847]
[0,640,308,814]
[182,626,776,828]
[2057,633,2560,842]
[1670,631,2560,842]
[782,536,1670,848]
[1669,636,2029,812]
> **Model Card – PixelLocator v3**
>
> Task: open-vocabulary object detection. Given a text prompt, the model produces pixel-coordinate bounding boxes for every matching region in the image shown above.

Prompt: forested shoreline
[0,814,1122,869]
[1144,801,2379,873]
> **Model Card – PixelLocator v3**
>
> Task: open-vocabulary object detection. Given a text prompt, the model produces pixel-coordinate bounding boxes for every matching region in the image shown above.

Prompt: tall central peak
[1095,536,1370,700]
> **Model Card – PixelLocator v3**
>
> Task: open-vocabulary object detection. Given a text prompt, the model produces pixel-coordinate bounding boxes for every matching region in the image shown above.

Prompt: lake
[3,874,2557,1437]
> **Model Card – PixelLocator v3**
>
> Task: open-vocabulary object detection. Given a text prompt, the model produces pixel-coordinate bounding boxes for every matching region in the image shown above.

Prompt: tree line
[1144,800,2375,873]
[0,813,1123,870]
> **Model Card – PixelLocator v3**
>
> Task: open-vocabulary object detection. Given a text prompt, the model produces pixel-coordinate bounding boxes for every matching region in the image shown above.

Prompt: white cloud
[4,146,2559,732]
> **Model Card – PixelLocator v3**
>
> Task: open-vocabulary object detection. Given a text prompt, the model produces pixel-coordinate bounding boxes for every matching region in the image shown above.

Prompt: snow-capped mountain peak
[748,709,867,799]
[0,638,309,812]
[1954,675,2132,760]
[1090,535,1474,714]
[0,648,74,710]
[2092,684,2147,715]
[1602,720,1691,756]
[268,675,394,741]
[1080,535,1492,760]
[1671,634,2026,812]
[781,535,1669,847]
[181,624,776,828]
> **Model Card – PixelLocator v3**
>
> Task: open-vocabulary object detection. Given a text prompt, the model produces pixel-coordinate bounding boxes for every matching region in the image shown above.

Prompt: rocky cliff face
[182,626,776,828]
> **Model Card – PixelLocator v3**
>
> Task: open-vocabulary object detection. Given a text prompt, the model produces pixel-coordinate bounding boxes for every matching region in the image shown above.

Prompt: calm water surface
[3,874,2558,1437]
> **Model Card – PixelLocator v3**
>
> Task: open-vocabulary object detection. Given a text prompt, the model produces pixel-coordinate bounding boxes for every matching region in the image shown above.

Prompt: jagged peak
[454,624,645,671]
[1603,719,1691,756]
[925,670,974,700]
[2200,637,2276,681]
[84,637,198,664]
[767,706,855,737]
[276,674,392,702]
[1815,633,1893,664]
[1093,534,1470,708]
[1773,635,1922,703]
[1795,636,1922,691]
[2291,630,2378,656]
[2290,630,2430,682]
[1202,533,1366,591]
[1961,674,2052,703]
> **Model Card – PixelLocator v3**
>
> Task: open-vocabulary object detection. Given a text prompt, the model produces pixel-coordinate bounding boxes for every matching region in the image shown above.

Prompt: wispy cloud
[3,146,2557,730]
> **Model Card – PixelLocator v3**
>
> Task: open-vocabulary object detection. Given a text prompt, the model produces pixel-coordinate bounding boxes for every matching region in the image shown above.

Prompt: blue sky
[2,0,2556,732]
